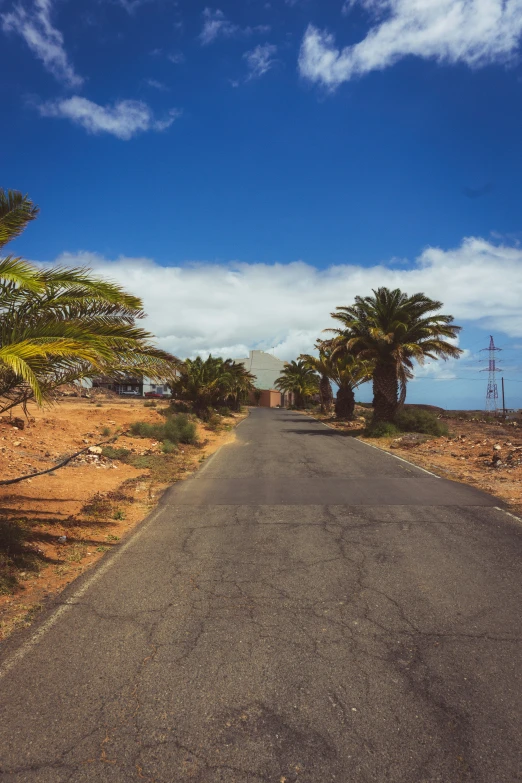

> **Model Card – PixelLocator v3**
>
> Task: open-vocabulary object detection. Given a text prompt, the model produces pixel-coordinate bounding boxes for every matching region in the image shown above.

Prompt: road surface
[1,408,521,782]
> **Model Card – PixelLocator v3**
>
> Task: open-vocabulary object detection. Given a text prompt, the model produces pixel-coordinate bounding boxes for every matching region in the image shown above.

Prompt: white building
[233,350,287,390]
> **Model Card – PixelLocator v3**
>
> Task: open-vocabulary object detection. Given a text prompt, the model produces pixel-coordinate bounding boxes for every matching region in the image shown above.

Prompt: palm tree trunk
[372,364,399,422]
[320,374,333,414]
[335,385,355,420]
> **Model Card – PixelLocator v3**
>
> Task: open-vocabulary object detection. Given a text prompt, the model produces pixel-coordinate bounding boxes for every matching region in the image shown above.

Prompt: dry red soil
[0,398,245,640]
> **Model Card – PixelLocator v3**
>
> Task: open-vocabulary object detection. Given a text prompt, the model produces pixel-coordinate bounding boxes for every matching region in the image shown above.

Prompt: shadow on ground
[285,427,365,437]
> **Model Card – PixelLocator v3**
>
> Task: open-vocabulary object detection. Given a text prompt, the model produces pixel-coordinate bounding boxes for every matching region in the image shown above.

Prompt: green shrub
[218,406,232,416]
[168,401,192,414]
[144,400,157,408]
[101,446,132,462]
[365,422,400,438]
[395,409,448,436]
[130,413,198,446]
[162,439,178,454]
[205,413,222,431]
[101,426,111,436]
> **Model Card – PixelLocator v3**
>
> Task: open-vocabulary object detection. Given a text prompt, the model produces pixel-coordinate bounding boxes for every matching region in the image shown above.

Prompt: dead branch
[0,431,130,487]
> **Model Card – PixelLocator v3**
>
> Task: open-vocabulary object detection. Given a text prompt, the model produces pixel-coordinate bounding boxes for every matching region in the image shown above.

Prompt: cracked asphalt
[1,408,521,782]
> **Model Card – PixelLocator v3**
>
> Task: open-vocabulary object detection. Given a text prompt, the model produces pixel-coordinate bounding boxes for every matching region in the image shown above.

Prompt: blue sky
[2,0,522,409]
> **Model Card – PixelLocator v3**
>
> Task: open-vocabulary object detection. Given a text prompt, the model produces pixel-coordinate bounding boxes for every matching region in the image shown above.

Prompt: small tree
[170,355,255,419]
[299,344,334,414]
[300,341,372,420]
[275,360,319,409]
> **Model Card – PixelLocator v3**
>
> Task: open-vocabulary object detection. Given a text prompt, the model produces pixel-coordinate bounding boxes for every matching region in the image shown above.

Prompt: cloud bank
[38,97,181,139]
[299,0,522,88]
[48,237,522,364]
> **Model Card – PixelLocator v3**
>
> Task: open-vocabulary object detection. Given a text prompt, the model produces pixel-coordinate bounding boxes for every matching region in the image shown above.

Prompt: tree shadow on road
[285,427,365,438]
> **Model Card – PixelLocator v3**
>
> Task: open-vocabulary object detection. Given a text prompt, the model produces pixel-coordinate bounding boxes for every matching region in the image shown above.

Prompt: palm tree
[300,341,372,420]
[223,359,256,411]
[299,344,334,414]
[330,287,462,423]
[275,360,319,409]
[0,189,178,414]
[171,355,255,419]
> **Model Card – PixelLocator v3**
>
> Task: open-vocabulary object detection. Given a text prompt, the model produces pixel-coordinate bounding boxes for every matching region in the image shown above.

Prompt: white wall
[233,350,287,390]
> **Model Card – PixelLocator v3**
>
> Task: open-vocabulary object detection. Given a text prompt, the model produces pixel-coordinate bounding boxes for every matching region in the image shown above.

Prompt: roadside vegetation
[329,287,462,423]
[275,286,462,438]
[170,355,256,420]
[274,360,319,408]
[363,409,449,438]
[300,340,373,419]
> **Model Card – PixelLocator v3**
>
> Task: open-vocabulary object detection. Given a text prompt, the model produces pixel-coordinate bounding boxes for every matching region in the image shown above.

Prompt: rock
[88,446,103,454]
[391,434,425,449]
[12,417,25,430]
[493,444,502,451]
[13,441,21,447]
[57,535,67,543]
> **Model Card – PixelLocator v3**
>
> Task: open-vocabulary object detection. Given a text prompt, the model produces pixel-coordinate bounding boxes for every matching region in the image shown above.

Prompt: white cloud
[46,237,522,363]
[199,7,270,45]
[299,0,522,88]
[199,8,238,44]
[145,78,169,91]
[1,0,83,87]
[116,0,153,12]
[244,43,278,79]
[411,346,470,382]
[167,51,185,64]
[38,96,182,139]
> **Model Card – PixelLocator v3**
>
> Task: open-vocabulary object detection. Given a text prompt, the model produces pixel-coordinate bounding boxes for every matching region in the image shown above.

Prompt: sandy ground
[0,398,246,641]
[313,409,522,516]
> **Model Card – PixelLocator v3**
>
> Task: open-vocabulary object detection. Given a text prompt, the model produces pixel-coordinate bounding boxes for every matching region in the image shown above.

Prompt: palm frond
[0,189,39,249]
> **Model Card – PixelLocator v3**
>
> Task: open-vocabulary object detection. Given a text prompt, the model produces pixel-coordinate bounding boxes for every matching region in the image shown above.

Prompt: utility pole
[502,377,506,419]
[480,335,502,414]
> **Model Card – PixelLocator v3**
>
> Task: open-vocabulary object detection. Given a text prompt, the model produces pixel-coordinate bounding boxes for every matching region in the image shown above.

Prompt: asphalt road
[1,408,521,782]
